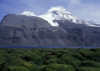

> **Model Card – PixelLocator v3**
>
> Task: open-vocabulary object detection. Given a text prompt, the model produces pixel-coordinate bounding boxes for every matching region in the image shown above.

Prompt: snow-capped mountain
[19,6,100,27]
[39,6,81,26]
[0,9,100,46]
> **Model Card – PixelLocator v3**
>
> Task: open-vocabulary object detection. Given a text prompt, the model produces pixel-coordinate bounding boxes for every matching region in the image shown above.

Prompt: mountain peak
[39,6,81,26]
[17,6,99,27]
[48,6,71,15]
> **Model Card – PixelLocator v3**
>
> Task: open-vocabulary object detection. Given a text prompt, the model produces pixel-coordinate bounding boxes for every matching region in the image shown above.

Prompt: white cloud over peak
[21,11,36,16]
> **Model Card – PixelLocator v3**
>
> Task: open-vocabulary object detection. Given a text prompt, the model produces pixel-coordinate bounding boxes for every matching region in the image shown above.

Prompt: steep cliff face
[0,14,70,46]
[57,20,100,46]
[0,14,100,46]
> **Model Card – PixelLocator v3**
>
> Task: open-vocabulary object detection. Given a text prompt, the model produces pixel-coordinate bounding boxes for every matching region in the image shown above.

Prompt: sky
[0,0,100,23]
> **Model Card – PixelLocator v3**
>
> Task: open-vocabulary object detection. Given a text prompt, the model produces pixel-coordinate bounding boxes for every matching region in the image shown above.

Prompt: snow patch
[39,6,81,26]
[21,11,36,16]
[39,13,59,26]
[18,7,100,27]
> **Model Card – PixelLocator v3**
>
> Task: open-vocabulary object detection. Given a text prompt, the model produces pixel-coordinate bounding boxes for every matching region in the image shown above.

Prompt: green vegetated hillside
[0,48,100,71]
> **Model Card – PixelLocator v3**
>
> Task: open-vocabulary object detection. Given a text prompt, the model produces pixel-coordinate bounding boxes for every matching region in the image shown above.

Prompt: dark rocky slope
[0,14,69,46]
[57,20,100,46]
[0,14,100,46]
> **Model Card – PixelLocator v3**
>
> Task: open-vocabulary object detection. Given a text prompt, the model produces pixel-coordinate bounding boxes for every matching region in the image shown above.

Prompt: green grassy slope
[0,48,100,71]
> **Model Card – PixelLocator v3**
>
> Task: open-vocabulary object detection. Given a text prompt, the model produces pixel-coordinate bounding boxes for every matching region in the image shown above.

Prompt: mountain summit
[39,6,81,26]
[19,6,99,27]
[0,6,100,46]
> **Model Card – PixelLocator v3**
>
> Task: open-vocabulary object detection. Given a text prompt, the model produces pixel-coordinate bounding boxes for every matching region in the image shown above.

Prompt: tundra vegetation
[0,48,100,71]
